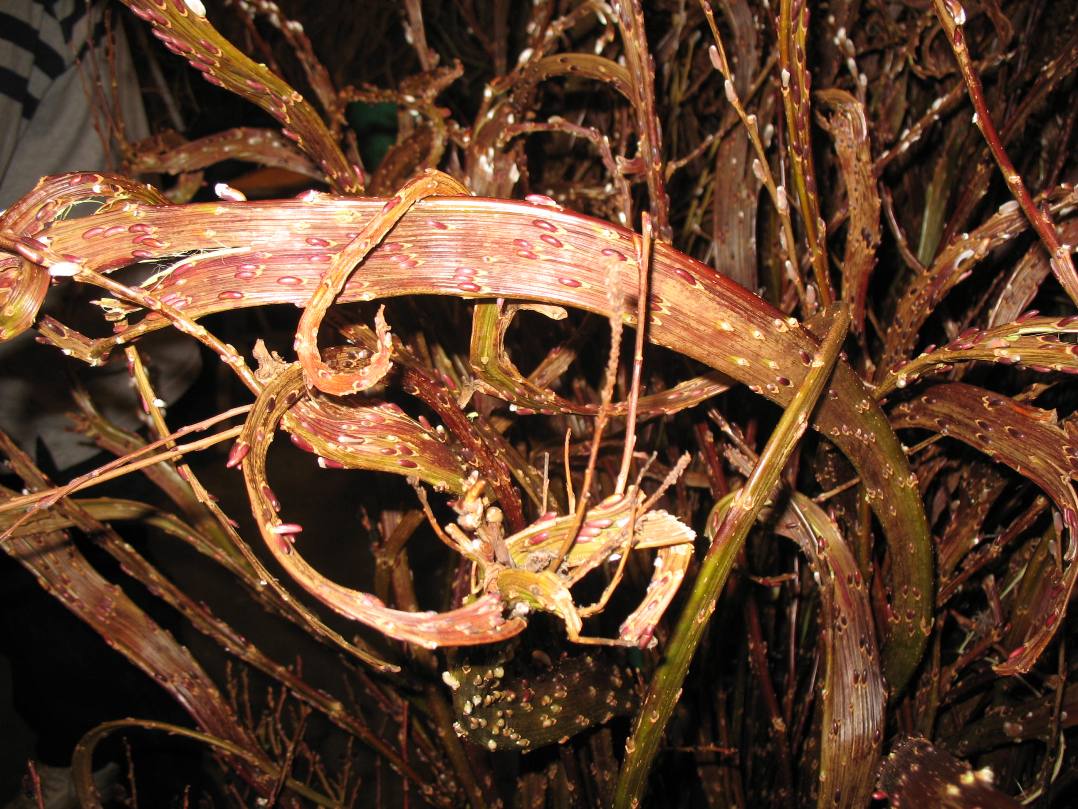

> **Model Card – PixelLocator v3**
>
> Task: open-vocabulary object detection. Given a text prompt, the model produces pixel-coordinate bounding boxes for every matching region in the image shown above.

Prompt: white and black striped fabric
[0,1,110,199]
[0,1,97,118]
[0,1,177,473]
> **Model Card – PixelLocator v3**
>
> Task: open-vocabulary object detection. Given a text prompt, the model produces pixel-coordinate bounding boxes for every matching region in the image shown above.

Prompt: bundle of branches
[0,0,1074,806]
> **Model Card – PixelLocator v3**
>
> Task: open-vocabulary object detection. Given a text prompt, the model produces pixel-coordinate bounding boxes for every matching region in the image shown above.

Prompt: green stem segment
[613,304,851,808]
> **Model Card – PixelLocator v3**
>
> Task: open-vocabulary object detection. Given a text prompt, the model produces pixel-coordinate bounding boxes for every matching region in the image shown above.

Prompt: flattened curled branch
[238,362,526,649]
[296,171,471,395]
[7,174,931,689]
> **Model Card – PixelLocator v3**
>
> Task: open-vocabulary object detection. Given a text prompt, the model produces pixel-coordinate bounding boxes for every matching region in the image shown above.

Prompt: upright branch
[615,213,655,492]
[72,720,341,809]
[549,257,628,571]
[613,304,851,808]
[614,0,671,239]
[815,89,880,334]
[701,1,808,307]
[402,0,439,72]
[778,0,834,306]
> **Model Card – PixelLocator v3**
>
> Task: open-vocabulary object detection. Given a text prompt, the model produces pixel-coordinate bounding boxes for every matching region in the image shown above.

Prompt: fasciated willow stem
[118,0,361,194]
[613,304,850,808]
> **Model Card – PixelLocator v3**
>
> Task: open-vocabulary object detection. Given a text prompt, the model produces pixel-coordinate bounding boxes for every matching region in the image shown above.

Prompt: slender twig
[931,0,1078,306]
[700,1,808,308]
[0,416,247,522]
[71,719,341,809]
[26,761,46,809]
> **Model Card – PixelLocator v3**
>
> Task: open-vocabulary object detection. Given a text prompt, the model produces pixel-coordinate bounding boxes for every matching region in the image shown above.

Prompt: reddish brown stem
[931,0,1078,306]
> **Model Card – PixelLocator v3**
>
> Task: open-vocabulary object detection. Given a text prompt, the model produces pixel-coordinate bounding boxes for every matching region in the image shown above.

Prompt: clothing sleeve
[0,1,194,471]
[0,0,150,209]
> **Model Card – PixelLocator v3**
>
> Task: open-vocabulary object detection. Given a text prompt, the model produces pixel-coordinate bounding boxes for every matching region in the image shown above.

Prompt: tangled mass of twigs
[0,0,1076,806]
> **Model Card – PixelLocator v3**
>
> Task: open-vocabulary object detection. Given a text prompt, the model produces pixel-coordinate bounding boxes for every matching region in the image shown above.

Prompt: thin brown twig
[26,761,46,809]
[0,409,249,521]
[932,0,1078,306]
